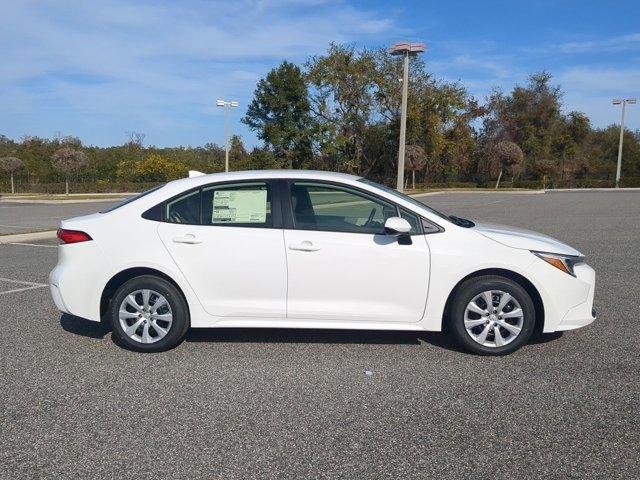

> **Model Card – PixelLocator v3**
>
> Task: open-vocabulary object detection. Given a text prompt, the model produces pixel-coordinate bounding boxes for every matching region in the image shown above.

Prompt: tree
[2,47,640,191]
[117,154,187,183]
[480,72,584,182]
[243,61,313,168]
[368,47,481,181]
[227,135,251,171]
[51,147,88,195]
[584,125,640,181]
[126,131,146,148]
[306,44,377,174]
[404,145,426,189]
[0,157,24,194]
[483,141,524,188]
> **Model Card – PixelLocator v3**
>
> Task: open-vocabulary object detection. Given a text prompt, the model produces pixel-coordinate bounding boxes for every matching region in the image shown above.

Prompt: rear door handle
[172,234,203,245]
[288,241,320,252]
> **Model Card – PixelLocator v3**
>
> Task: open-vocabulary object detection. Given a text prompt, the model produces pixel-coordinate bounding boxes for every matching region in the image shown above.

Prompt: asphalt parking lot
[0,191,638,479]
[0,201,116,235]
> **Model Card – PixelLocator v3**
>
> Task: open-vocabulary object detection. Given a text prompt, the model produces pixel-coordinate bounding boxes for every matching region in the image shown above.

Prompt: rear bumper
[48,244,106,322]
[49,281,69,314]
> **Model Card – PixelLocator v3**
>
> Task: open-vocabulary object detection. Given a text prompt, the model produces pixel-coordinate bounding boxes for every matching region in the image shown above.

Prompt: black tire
[448,275,536,356]
[109,275,190,353]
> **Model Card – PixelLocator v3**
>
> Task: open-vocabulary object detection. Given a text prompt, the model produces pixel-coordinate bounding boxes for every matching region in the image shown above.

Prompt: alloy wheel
[464,290,524,348]
[118,289,173,344]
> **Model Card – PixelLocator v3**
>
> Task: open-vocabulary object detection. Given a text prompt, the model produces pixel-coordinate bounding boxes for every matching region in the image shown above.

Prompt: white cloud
[428,34,640,131]
[557,33,640,54]
[558,67,640,127]
[0,0,395,146]
[559,66,640,96]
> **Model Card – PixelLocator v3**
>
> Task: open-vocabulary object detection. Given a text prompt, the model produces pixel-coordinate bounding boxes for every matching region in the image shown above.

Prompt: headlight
[532,251,584,277]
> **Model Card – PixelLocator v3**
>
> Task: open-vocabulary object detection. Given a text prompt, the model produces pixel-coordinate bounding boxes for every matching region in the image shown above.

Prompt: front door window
[290,182,397,234]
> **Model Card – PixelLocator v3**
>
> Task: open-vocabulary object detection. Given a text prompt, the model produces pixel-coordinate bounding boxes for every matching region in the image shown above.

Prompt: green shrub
[413,182,478,190]
[620,176,640,187]
[117,154,188,183]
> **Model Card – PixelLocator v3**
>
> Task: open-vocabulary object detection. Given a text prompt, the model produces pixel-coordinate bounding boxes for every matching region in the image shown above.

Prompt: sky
[2,0,639,148]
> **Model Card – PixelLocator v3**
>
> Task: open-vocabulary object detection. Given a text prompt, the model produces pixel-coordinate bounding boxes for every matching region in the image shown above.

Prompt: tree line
[1,43,639,193]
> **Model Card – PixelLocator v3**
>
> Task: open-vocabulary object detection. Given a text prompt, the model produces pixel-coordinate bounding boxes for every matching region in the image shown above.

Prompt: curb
[546,187,640,193]
[410,188,640,197]
[0,230,57,244]
[0,198,126,204]
[410,190,545,197]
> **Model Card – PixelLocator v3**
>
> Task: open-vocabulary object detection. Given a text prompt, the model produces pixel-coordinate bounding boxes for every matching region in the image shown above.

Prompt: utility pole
[612,98,636,188]
[216,99,239,172]
[389,42,426,192]
[398,50,409,192]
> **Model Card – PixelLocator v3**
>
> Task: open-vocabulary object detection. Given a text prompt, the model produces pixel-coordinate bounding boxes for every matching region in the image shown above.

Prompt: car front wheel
[449,275,536,355]
[110,275,190,352]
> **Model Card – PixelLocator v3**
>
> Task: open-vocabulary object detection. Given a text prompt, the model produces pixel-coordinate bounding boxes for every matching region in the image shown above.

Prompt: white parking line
[0,285,48,295]
[0,277,49,295]
[6,242,58,248]
[0,224,32,229]
[0,276,48,287]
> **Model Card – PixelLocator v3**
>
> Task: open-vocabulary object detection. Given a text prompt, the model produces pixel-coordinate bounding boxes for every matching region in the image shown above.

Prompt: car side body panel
[50,209,211,328]
[157,222,288,318]
[283,229,430,323]
[420,225,594,332]
[49,170,596,335]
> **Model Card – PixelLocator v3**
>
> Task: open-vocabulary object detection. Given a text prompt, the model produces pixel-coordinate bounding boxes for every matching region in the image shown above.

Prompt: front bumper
[548,263,596,332]
[555,302,597,331]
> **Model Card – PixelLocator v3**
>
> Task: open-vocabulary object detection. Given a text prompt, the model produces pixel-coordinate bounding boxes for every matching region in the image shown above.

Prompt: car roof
[118,169,454,227]
[167,169,361,189]
[136,170,365,207]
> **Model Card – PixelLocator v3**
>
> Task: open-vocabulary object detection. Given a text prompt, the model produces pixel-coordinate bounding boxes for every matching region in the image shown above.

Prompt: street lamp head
[389,41,426,55]
[627,98,637,105]
[217,99,239,108]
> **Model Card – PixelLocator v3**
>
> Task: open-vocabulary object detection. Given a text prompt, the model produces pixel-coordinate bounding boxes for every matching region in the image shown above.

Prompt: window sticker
[212,189,267,223]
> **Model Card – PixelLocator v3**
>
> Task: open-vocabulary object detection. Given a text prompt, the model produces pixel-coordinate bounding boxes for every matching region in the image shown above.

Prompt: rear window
[100,184,165,213]
[162,182,273,227]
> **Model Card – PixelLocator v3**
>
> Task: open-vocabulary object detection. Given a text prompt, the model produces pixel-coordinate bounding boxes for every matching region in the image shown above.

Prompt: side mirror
[384,217,411,235]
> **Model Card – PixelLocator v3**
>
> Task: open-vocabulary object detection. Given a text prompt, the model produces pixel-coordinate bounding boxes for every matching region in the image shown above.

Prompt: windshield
[100,184,165,213]
[357,178,451,221]
[357,178,476,228]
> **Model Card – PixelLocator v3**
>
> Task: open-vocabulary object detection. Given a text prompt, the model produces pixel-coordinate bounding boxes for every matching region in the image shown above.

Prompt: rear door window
[201,182,273,227]
[165,190,201,224]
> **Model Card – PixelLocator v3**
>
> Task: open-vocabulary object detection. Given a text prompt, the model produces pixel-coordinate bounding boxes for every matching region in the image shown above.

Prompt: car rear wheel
[110,275,189,352]
[449,275,536,355]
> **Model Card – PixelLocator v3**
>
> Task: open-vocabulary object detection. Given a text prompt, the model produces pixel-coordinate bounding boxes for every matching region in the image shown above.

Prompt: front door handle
[172,234,203,245]
[288,241,320,252]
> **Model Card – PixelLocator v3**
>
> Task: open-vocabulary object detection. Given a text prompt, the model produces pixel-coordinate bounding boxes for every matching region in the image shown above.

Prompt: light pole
[612,98,636,188]
[216,99,239,172]
[389,41,426,192]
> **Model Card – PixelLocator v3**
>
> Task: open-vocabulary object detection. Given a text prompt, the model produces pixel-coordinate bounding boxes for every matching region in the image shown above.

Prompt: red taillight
[57,229,93,244]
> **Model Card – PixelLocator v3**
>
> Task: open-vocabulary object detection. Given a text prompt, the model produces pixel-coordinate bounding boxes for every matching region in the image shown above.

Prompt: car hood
[473,222,582,257]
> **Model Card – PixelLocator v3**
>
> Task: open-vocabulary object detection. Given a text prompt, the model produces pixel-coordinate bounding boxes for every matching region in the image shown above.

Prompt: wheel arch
[100,267,190,322]
[442,268,545,333]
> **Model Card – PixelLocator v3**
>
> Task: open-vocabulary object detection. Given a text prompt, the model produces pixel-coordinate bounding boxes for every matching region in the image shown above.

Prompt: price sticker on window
[212,190,267,223]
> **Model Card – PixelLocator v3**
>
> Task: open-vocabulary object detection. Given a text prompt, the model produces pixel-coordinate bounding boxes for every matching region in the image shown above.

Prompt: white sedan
[49,170,596,355]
